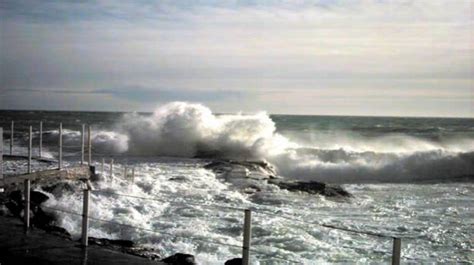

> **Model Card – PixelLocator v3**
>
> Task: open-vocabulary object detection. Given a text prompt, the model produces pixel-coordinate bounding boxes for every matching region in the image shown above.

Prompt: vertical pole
[109,159,114,179]
[10,121,14,155]
[39,121,43,158]
[58,123,63,169]
[0,127,3,182]
[101,158,105,175]
[81,189,90,247]
[242,209,252,265]
[123,166,127,179]
[81,124,85,165]
[131,167,135,183]
[392,237,401,265]
[24,179,30,229]
[28,126,32,173]
[87,125,92,165]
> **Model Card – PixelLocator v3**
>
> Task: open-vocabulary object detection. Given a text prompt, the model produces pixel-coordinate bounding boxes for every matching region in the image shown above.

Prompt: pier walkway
[0,216,165,265]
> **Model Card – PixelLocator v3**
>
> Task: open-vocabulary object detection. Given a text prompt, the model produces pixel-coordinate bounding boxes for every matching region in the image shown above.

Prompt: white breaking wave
[59,102,474,183]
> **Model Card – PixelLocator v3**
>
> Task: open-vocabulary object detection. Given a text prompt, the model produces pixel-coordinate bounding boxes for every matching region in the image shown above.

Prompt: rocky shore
[1,159,351,264]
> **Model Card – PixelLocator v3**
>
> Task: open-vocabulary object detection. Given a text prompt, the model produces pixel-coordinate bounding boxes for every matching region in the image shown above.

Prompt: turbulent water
[1,102,473,264]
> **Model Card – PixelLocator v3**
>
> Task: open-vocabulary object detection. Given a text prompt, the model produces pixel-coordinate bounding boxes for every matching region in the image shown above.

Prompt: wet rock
[87,237,161,260]
[88,237,135,248]
[162,253,196,265]
[204,160,277,180]
[5,190,23,217]
[31,207,56,228]
[271,180,351,198]
[41,182,76,196]
[42,225,71,239]
[205,160,351,198]
[31,191,50,205]
[225,258,242,265]
[8,190,23,204]
[169,176,189,182]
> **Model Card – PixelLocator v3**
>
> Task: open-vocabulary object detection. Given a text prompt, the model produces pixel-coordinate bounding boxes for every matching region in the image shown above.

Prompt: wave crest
[86,102,474,183]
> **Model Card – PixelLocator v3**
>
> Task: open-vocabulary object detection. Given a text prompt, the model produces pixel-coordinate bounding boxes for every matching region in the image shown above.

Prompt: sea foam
[59,102,474,183]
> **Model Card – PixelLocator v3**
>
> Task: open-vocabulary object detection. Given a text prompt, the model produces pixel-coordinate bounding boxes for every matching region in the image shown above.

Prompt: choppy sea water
[1,103,473,264]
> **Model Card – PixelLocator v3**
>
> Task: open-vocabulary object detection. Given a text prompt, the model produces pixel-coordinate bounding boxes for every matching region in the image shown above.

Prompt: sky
[0,0,473,117]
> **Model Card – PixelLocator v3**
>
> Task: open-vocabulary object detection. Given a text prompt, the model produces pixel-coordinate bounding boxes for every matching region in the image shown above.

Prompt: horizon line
[0,107,472,119]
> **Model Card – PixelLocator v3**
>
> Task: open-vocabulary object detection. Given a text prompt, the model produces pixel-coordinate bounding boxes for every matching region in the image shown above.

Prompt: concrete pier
[0,216,165,265]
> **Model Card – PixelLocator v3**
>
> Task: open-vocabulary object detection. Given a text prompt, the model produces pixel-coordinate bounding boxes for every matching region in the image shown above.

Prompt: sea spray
[45,102,474,182]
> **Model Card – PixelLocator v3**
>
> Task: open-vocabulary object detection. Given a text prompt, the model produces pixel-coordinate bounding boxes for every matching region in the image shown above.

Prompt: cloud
[0,0,472,116]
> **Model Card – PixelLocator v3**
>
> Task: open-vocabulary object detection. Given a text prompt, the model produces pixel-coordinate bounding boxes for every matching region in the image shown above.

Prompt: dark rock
[225,258,242,265]
[5,191,23,217]
[88,237,135,248]
[41,182,76,196]
[31,207,56,228]
[162,253,196,265]
[8,190,23,204]
[87,237,161,260]
[126,248,161,260]
[204,160,277,180]
[31,190,50,205]
[42,225,72,239]
[271,181,352,198]
[169,176,189,182]
[5,201,22,217]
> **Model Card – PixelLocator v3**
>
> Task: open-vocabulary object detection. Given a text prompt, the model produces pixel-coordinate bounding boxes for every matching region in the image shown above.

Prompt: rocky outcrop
[2,189,72,238]
[87,237,161,260]
[162,253,196,265]
[269,180,352,197]
[225,258,242,265]
[204,160,351,198]
[204,160,278,180]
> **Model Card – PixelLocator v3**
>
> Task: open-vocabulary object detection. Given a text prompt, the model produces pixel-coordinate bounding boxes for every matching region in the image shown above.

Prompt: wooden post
[87,125,92,165]
[81,189,90,247]
[10,121,14,155]
[101,158,105,175]
[242,209,251,265]
[24,179,30,229]
[109,159,114,179]
[0,127,3,182]
[131,167,135,183]
[39,121,43,158]
[58,123,63,169]
[392,237,401,265]
[81,124,85,165]
[28,126,32,173]
[123,166,127,178]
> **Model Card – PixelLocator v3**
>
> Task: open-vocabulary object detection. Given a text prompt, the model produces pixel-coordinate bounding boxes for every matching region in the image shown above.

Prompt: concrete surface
[0,216,165,265]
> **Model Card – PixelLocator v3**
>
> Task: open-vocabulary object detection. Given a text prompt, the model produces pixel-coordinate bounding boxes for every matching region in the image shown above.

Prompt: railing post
[392,237,401,265]
[0,127,3,182]
[123,166,127,178]
[58,123,63,169]
[131,167,135,183]
[101,158,105,175]
[10,121,14,155]
[28,126,32,173]
[24,179,30,229]
[81,124,85,165]
[81,188,90,247]
[109,159,114,179]
[39,121,43,158]
[87,125,92,165]
[242,209,252,265]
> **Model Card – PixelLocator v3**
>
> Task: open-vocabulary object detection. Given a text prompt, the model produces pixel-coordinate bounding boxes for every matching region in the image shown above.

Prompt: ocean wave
[57,102,474,183]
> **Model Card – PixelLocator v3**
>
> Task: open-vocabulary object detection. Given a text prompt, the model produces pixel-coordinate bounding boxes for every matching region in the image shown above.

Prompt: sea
[1,102,473,264]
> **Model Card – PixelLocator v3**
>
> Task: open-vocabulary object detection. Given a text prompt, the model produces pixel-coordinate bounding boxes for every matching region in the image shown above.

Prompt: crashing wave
[58,102,474,183]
